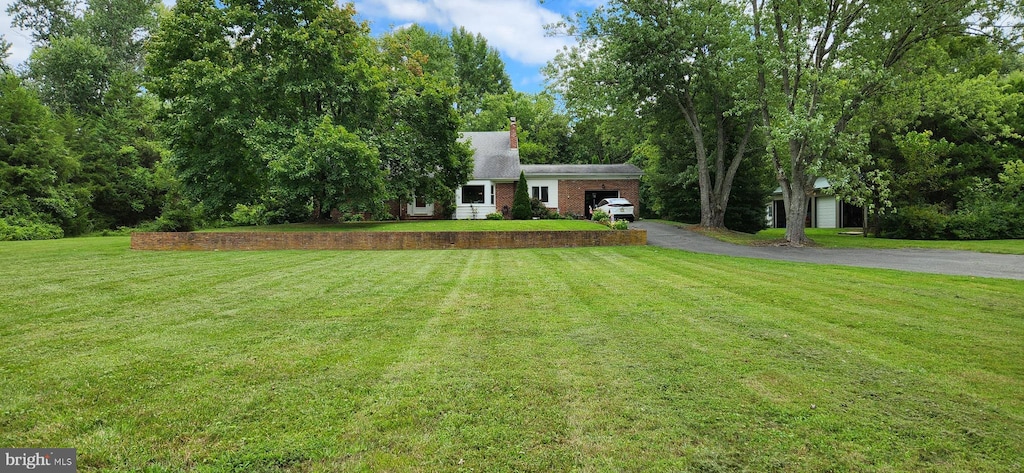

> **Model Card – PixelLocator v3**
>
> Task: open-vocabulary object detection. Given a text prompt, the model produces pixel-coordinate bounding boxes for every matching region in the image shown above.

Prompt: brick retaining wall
[131,230,647,251]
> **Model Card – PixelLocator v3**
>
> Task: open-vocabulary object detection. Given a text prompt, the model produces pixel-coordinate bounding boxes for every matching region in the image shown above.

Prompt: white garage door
[816,196,837,229]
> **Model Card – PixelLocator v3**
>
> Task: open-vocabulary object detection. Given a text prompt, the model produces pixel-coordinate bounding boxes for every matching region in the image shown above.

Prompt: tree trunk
[707,205,727,228]
[676,94,755,230]
[781,180,813,245]
[311,197,323,221]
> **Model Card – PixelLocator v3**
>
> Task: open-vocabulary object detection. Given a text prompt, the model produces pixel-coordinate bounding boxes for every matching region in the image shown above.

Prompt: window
[462,185,485,204]
[531,186,549,203]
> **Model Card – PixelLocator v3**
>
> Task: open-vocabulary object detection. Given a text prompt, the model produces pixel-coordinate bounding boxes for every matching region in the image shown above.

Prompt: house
[451,118,643,220]
[767,177,865,229]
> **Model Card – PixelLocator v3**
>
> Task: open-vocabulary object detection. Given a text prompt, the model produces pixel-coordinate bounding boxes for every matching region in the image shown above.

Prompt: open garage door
[584,190,620,218]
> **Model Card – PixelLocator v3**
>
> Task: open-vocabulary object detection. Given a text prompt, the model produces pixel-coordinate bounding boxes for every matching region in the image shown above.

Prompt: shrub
[0,216,64,241]
[530,198,548,218]
[597,217,611,227]
[485,212,504,220]
[611,219,629,230]
[883,171,1024,240]
[230,204,270,226]
[143,205,201,232]
[947,201,1024,240]
[99,227,133,237]
[591,210,610,222]
[880,205,949,240]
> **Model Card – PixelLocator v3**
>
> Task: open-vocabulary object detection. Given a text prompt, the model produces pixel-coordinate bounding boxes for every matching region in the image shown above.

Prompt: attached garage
[521,164,643,220]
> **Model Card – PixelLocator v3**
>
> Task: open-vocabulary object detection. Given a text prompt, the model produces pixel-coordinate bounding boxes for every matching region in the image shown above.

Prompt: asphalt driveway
[632,221,1024,280]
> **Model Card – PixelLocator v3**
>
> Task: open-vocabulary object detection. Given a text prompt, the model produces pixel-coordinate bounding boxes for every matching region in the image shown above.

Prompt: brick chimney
[509,117,518,150]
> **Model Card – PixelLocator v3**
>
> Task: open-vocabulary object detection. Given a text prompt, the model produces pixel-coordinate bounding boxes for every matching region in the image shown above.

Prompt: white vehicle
[594,198,635,221]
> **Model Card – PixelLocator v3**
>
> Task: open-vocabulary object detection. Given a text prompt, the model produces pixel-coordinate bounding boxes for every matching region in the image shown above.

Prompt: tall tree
[376,24,473,215]
[0,74,82,235]
[27,35,110,114]
[146,0,254,215]
[150,1,472,221]
[549,0,759,229]
[450,26,511,119]
[5,0,80,45]
[10,0,168,232]
[379,24,455,80]
[749,0,997,244]
[148,0,387,218]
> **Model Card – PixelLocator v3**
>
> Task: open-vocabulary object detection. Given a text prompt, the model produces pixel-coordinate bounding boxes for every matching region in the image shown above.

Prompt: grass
[2,237,1023,471]
[201,220,609,233]
[652,220,1024,254]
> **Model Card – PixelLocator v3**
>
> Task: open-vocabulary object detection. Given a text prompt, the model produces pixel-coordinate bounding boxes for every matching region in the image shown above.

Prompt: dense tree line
[1,0,487,236]
[1,0,167,239]
[548,0,1024,243]
[4,0,1022,241]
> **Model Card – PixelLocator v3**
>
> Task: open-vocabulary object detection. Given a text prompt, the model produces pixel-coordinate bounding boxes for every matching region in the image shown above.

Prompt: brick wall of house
[495,183,516,218]
[131,230,647,251]
[557,179,641,217]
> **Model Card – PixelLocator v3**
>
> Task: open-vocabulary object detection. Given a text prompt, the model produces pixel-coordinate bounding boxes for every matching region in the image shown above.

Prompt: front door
[408,196,434,217]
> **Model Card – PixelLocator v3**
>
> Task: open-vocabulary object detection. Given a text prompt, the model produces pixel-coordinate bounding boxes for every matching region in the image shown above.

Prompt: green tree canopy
[549,0,760,229]
[0,74,81,234]
[450,26,511,119]
[749,0,1007,244]
[148,1,472,221]
[462,91,570,164]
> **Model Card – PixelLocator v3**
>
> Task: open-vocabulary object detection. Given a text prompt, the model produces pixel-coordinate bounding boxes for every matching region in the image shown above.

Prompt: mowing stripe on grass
[1,237,1022,471]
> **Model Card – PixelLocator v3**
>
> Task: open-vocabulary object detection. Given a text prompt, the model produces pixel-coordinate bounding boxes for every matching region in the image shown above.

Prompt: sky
[0,0,603,94]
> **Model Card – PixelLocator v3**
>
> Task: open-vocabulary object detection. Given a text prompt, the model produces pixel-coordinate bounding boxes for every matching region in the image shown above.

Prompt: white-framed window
[490,185,495,204]
[462,185,486,204]
[532,186,549,203]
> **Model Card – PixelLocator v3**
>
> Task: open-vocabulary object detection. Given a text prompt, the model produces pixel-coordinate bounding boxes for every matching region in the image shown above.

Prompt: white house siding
[526,178,559,211]
[815,196,837,229]
[455,180,497,219]
[455,205,496,219]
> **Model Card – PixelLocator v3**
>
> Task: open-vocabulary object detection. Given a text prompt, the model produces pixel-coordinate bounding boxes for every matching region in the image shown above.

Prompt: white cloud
[355,0,571,65]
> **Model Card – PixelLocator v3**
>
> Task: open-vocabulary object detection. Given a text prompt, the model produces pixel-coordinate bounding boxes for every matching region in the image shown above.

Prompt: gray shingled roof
[458,131,643,180]
[459,132,521,180]
[520,163,643,177]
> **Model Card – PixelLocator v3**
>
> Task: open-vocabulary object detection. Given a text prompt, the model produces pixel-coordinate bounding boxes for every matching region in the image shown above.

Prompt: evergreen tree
[511,171,531,220]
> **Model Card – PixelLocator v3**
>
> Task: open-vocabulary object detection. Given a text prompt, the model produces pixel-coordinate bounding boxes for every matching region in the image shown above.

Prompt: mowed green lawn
[1,238,1022,471]
[667,220,1024,255]
[758,228,1024,254]
[202,220,609,233]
